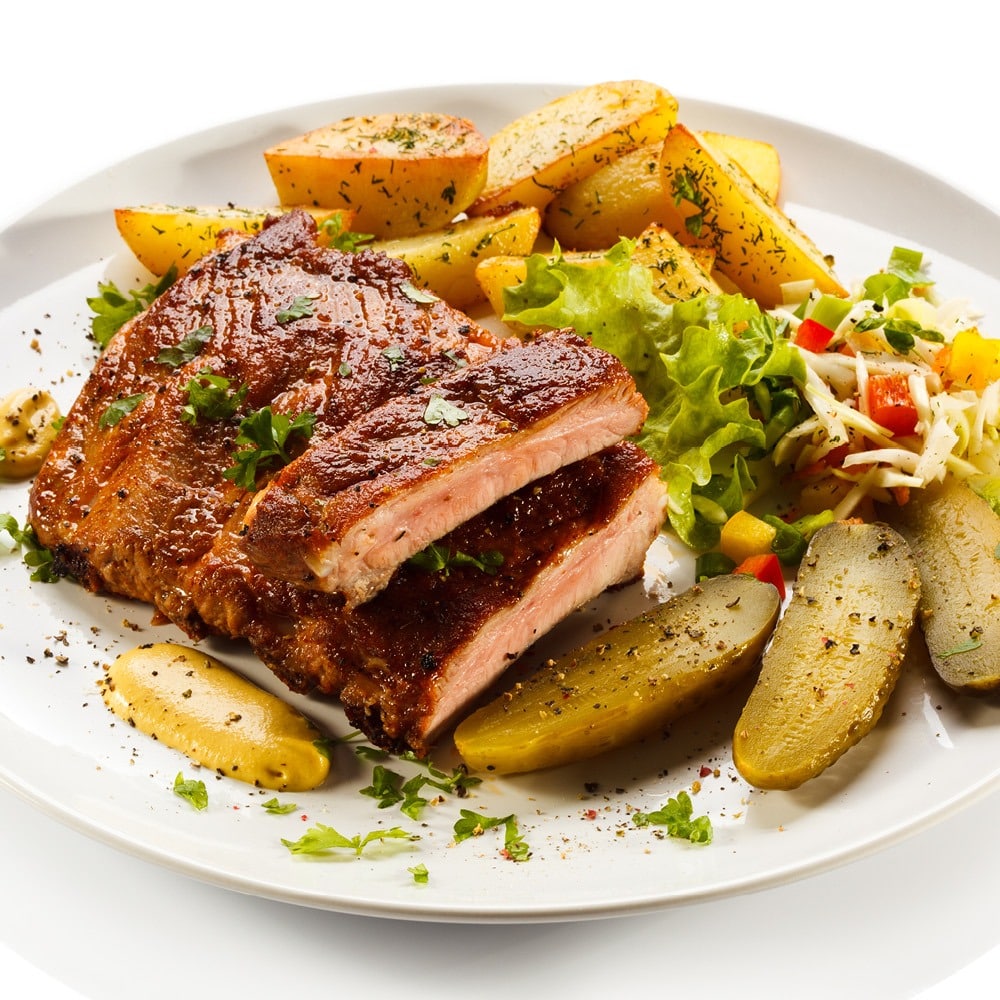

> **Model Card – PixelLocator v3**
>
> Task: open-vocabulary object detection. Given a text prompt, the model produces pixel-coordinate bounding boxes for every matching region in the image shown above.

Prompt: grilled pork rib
[243,329,649,605]
[29,211,666,754]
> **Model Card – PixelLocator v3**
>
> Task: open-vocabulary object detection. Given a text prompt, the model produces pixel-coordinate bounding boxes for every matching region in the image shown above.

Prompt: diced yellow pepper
[719,510,777,565]
[944,327,1000,393]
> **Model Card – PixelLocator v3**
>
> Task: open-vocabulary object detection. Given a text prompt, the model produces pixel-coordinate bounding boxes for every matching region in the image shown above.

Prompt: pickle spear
[733,521,920,790]
[881,478,1000,693]
[453,573,780,775]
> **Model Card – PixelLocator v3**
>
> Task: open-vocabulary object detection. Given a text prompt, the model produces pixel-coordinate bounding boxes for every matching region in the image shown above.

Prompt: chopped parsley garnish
[453,809,530,862]
[99,393,147,428]
[357,749,480,820]
[632,790,713,844]
[382,345,406,371]
[422,394,469,427]
[223,406,317,490]
[87,268,176,349]
[0,513,58,582]
[400,280,439,304]
[318,213,374,252]
[276,295,318,324]
[261,797,298,815]
[938,637,984,658]
[173,772,208,811]
[155,325,214,367]
[180,371,248,424]
[407,542,503,577]
[669,167,708,238]
[281,823,419,857]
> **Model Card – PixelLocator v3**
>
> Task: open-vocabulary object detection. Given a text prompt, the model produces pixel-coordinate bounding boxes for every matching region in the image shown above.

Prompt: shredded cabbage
[503,241,998,553]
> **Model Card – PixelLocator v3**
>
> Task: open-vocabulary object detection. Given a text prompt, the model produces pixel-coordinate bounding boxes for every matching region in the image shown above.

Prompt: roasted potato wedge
[881,478,1000,693]
[113,204,351,276]
[372,206,541,312]
[658,124,847,307]
[475,223,719,333]
[543,131,781,251]
[263,112,489,238]
[468,80,678,217]
[700,131,781,203]
[733,521,921,790]
[453,574,781,775]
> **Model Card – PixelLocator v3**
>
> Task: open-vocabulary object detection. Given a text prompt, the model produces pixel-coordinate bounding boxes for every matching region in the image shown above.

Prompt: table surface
[2,3,998,997]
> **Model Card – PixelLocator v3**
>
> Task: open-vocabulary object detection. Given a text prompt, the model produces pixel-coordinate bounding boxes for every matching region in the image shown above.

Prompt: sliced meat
[201,443,666,753]
[29,210,666,754]
[30,211,498,622]
[242,328,649,606]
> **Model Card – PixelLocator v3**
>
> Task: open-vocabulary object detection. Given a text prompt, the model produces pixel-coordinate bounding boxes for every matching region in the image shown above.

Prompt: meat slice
[201,443,666,754]
[28,210,667,754]
[29,211,498,623]
[242,328,649,605]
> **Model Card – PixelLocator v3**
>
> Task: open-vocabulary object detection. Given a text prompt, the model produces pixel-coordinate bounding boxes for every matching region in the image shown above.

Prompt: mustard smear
[102,642,330,791]
[0,387,61,479]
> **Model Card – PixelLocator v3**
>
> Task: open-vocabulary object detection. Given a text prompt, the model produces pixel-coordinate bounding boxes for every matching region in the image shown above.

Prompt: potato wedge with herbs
[658,124,847,307]
[371,205,541,312]
[264,111,489,238]
[475,222,719,333]
[453,574,780,776]
[113,204,352,276]
[543,131,781,251]
[733,521,920,791]
[468,80,678,217]
[881,478,1000,693]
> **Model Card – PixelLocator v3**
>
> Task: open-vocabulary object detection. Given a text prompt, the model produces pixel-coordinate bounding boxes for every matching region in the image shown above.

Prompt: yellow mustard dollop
[102,642,330,791]
[0,386,62,479]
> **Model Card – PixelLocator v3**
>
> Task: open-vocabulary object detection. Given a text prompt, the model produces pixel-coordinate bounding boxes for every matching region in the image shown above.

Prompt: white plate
[2,83,1000,924]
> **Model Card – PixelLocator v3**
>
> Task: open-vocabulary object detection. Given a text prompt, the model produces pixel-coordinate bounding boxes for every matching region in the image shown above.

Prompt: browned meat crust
[243,328,649,605]
[28,211,666,754]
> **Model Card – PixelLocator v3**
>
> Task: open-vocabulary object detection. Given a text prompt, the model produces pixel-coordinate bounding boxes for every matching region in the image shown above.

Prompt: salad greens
[504,240,807,551]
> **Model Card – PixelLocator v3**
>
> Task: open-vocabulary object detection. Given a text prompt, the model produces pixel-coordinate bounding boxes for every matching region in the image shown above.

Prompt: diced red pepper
[732,552,786,600]
[867,373,918,436]
[794,318,836,353]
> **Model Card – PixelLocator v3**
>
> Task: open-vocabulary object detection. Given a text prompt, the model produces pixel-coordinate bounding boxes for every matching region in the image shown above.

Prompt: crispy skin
[29,212,665,753]
[243,328,649,605]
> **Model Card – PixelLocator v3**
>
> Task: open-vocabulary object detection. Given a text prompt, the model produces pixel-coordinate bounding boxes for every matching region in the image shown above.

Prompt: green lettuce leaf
[503,242,807,550]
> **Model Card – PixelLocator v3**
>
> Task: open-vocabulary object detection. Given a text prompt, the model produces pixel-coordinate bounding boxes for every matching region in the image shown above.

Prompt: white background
[1,1,999,997]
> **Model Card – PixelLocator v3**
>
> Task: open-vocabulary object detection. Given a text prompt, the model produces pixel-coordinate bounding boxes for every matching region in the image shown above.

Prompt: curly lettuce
[503,241,807,550]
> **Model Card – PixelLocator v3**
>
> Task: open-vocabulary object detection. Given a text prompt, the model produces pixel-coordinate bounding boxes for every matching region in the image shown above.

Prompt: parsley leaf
[407,542,504,577]
[453,809,530,861]
[317,212,374,252]
[408,863,429,884]
[382,345,406,371]
[181,371,248,424]
[223,407,317,490]
[357,749,480,820]
[173,772,208,811]
[99,393,147,429]
[422,395,469,427]
[261,797,298,815]
[156,325,214,367]
[632,790,713,844]
[281,823,419,856]
[276,295,318,324]
[400,280,439,304]
[0,513,58,582]
[87,268,176,349]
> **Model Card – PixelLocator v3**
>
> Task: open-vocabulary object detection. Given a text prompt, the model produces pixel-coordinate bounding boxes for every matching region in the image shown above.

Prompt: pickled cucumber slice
[453,574,780,775]
[882,479,1000,693]
[733,521,920,790]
